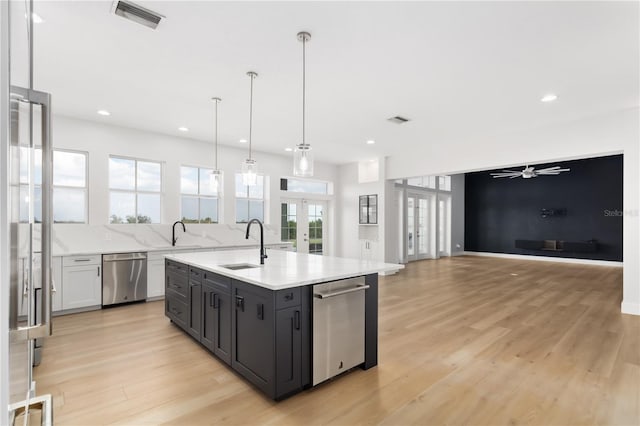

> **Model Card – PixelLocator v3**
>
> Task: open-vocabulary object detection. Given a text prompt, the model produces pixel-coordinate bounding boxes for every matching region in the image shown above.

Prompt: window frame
[108,155,163,224]
[180,165,221,224]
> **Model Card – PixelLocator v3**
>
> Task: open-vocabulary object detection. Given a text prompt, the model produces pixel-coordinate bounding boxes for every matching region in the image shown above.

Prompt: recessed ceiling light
[284,147,293,152]
[31,13,44,24]
[366,140,376,145]
[540,94,558,103]
[97,110,111,116]
[178,126,189,132]
[239,139,247,143]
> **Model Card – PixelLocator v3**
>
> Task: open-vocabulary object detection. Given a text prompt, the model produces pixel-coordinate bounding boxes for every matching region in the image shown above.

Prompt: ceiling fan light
[293,144,314,177]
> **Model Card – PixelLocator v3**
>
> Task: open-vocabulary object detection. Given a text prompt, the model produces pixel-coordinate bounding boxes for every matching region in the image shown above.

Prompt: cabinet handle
[74,258,91,262]
[294,310,300,330]
[284,292,294,301]
[257,303,264,320]
[235,296,244,311]
[213,293,219,309]
[97,266,100,277]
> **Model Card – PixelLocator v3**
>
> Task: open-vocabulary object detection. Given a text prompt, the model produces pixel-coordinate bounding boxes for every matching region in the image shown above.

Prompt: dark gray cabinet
[275,306,302,397]
[187,267,202,340]
[201,271,231,365]
[231,280,275,396]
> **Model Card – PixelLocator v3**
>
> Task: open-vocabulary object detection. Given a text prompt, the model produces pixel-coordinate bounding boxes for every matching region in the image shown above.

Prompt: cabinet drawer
[63,254,101,267]
[203,271,231,293]
[166,259,188,277]
[166,272,188,300]
[189,267,203,283]
[276,287,301,310]
[165,296,188,328]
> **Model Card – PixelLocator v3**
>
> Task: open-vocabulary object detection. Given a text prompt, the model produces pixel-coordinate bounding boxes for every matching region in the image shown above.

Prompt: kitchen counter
[164,249,403,290]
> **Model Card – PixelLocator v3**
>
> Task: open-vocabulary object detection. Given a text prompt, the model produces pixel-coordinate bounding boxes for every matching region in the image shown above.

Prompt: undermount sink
[220,263,261,271]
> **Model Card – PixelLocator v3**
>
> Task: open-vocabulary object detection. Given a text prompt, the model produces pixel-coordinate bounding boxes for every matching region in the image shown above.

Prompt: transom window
[109,156,162,224]
[235,173,265,223]
[180,166,219,223]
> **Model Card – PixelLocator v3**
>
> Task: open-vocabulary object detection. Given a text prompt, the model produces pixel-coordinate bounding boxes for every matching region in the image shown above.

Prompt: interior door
[407,193,435,261]
[5,0,54,421]
[281,199,327,255]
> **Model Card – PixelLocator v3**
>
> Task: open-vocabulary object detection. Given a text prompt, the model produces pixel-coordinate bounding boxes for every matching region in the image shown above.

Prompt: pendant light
[209,97,223,192]
[293,31,314,177]
[241,71,259,186]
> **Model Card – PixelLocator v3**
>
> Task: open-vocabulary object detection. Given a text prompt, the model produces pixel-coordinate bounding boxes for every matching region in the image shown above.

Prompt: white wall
[335,159,386,261]
[386,108,640,315]
[450,174,465,255]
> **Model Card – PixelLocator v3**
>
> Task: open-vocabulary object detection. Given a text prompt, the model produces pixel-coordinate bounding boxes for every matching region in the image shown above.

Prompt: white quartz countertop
[165,249,404,290]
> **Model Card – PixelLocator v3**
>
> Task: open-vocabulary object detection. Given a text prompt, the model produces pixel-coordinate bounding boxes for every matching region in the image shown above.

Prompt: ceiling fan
[490,164,570,179]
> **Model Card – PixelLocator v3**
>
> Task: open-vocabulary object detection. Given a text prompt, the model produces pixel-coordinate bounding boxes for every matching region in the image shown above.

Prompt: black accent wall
[464,155,623,261]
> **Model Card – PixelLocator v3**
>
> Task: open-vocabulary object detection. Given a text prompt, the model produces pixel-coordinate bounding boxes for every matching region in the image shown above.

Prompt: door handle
[257,303,264,320]
[235,296,244,311]
[9,86,53,341]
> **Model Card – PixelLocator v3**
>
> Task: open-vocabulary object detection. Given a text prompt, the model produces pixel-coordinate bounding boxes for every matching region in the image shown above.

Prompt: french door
[281,199,327,254]
[406,193,436,261]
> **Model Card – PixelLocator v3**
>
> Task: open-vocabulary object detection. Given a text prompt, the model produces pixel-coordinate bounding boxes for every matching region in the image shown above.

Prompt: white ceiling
[33,1,638,165]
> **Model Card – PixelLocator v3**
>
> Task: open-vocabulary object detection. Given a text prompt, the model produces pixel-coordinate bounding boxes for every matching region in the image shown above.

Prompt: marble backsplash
[17,223,285,257]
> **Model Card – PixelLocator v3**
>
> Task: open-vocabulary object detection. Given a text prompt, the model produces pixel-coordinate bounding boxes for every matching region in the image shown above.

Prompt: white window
[407,176,436,189]
[109,156,162,224]
[438,176,451,191]
[180,166,219,223]
[235,173,264,223]
[19,148,88,223]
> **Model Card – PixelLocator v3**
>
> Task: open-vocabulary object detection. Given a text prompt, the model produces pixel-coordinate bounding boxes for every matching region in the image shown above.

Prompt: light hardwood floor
[35,256,639,425]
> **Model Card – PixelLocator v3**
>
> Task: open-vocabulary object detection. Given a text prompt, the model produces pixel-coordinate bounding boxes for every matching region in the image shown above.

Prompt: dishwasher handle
[314,284,370,299]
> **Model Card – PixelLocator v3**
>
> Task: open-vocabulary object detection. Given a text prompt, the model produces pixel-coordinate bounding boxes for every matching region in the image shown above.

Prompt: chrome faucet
[172,221,186,246]
[245,218,268,265]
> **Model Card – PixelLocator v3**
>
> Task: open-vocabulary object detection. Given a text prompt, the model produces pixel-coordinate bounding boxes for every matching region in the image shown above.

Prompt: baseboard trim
[621,301,640,316]
[462,251,623,267]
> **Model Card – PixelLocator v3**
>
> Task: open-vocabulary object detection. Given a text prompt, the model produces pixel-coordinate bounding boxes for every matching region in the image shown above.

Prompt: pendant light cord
[214,99,219,170]
[249,73,254,160]
[302,35,306,148]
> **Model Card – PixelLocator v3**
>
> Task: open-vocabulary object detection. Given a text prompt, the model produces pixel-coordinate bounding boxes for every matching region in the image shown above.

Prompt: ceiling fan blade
[491,173,520,178]
[536,166,562,172]
[537,168,570,175]
[509,175,521,179]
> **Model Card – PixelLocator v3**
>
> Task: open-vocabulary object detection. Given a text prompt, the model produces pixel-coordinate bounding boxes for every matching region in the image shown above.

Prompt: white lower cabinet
[147,251,171,299]
[62,255,102,310]
[360,240,378,261]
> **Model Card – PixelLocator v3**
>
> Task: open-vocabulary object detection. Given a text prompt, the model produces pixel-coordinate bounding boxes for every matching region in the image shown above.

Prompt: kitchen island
[164,249,403,400]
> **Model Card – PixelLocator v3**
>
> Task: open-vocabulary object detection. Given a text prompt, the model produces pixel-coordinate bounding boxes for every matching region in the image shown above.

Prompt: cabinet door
[147,259,165,299]
[275,306,302,397]
[359,196,368,224]
[231,280,274,397]
[214,292,232,365]
[187,281,201,340]
[201,284,215,352]
[368,195,378,224]
[62,264,102,310]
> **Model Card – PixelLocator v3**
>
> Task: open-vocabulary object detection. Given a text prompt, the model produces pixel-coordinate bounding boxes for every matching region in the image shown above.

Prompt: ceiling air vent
[387,116,410,124]
[112,1,164,29]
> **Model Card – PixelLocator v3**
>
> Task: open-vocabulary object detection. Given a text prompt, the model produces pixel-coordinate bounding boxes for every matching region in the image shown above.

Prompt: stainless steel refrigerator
[2,0,54,424]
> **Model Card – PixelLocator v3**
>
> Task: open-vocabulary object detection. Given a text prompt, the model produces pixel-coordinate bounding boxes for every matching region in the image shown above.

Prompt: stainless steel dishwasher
[102,252,147,306]
[313,276,369,385]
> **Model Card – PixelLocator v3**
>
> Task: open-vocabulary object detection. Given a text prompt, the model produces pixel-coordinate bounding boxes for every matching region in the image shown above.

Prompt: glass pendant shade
[241,158,258,186]
[209,169,223,193]
[293,144,314,177]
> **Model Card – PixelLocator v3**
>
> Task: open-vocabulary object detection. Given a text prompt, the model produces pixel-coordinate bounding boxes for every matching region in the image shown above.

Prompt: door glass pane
[407,197,415,256]
[137,193,160,223]
[418,198,428,255]
[137,161,161,191]
[109,157,135,190]
[181,196,198,223]
[308,204,324,254]
[281,202,298,251]
[53,188,85,223]
[110,192,136,223]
